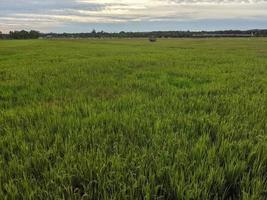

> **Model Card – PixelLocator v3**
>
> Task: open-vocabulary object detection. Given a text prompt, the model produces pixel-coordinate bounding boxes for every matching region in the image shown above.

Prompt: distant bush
[149,36,157,42]
[7,30,40,39]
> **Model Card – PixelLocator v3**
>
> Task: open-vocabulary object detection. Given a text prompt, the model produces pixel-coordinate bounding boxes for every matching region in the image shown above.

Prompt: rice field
[0,38,267,199]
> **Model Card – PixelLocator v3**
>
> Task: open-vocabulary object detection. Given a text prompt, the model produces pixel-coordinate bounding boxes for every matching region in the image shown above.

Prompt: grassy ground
[0,38,267,199]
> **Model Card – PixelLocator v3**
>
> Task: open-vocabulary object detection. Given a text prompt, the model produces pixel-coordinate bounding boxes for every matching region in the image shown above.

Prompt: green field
[0,38,267,199]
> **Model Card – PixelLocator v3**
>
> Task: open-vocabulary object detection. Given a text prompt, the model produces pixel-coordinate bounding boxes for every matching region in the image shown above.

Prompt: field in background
[0,38,267,199]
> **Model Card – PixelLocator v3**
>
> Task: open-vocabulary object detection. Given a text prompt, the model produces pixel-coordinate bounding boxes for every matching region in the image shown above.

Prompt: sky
[0,0,267,33]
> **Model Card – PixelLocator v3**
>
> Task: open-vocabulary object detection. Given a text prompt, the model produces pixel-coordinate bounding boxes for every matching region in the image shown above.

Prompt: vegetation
[40,29,265,39]
[1,29,267,39]
[0,30,40,40]
[0,38,267,199]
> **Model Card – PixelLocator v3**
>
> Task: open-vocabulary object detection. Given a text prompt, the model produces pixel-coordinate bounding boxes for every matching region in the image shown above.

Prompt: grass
[0,38,267,199]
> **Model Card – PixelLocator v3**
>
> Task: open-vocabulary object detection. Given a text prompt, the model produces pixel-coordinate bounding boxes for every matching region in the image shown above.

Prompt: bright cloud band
[0,0,267,32]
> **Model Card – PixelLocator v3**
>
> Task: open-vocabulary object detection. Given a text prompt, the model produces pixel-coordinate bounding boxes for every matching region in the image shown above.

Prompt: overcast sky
[0,0,267,33]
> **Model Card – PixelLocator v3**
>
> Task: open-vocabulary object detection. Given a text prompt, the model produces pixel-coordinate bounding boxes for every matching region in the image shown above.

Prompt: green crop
[0,38,267,199]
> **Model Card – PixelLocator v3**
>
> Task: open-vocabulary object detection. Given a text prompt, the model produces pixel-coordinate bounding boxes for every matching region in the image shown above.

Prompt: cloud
[0,0,267,32]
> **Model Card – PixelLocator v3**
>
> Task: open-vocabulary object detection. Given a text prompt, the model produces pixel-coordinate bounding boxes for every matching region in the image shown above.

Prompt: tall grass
[0,38,267,199]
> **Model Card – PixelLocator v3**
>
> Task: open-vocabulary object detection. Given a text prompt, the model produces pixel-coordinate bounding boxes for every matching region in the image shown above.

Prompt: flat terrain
[0,38,267,199]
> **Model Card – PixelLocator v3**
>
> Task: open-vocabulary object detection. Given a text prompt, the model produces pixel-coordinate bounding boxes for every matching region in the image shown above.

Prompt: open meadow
[0,38,267,199]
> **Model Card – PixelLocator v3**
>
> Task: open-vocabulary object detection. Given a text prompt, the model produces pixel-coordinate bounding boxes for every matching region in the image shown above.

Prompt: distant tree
[8,30,40,39]
[29,30,40,39]
[19,30,29,39]
[9,30,28,39]
[91,29,96,37]
[119,31,126,38]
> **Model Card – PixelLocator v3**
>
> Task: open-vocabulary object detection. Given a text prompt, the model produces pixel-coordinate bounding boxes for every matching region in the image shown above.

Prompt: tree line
[0,30,40,39]
[1,29,267,39]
